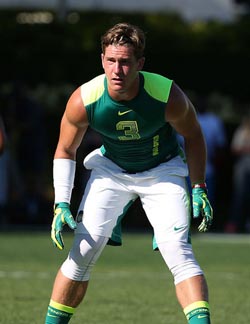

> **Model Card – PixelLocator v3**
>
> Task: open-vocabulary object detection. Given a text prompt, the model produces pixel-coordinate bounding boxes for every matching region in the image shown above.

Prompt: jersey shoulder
[141,71,173,103]
[80,74,105,106]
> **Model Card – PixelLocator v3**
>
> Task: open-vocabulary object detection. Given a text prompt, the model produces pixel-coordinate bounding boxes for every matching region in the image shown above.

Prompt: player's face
[101,44,145,100]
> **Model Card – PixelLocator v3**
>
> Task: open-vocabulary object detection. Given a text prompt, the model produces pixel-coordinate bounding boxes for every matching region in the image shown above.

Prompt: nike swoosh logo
[174,226,185,231]
[118,109,133,116]
[198,315,208,319]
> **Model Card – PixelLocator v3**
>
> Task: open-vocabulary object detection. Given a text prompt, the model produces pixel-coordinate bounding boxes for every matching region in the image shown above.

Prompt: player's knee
[61,234,108,281]
[157,240,203,285]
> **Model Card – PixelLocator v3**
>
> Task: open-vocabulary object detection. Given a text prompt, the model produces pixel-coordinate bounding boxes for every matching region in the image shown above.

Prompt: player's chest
[93,100,164,138]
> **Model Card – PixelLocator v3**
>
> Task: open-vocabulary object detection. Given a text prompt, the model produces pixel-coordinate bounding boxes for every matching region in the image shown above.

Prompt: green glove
[51,202,77,250]
[192,186,213,232]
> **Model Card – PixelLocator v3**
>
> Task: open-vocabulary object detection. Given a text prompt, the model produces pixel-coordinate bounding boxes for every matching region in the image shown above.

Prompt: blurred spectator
[178,95,227,213]
[225,114,250,233]
[195,96,227,209]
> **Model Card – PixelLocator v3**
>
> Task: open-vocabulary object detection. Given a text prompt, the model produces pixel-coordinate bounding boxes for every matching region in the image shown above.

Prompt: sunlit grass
[0,232,249,323]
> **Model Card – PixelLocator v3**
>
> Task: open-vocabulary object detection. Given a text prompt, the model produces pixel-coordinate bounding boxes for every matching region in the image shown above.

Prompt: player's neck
[108,77,140,102]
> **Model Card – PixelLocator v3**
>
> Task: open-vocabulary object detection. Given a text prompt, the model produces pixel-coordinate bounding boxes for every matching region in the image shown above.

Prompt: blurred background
[0,0,250,233]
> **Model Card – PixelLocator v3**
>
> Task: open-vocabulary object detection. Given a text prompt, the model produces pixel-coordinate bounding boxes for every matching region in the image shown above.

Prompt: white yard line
[193,233,250,244]
[0,271,50,279]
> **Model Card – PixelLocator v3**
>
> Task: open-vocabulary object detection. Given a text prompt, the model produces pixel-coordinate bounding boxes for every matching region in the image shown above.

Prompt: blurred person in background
[225,114,250,233]
[45,22,213,324]
[177,95,227,229]
[195,96,227,210]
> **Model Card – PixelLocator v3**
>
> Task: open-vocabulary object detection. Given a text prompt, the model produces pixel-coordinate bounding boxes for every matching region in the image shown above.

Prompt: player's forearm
[184,134,207,185]
[53,158,76,204]
[54,146,76,160]
[54,136,78,160]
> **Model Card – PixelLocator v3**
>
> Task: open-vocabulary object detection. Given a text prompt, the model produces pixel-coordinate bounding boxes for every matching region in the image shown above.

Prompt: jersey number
[116,121,159,157]
[116,121,141,141]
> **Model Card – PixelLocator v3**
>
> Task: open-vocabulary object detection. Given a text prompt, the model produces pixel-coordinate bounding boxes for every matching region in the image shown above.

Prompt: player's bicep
[166,83,200,138]
[55,88,88,159]
[65,87,88,128]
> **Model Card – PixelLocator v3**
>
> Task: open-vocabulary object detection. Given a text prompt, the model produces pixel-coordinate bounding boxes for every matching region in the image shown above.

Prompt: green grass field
[0,231,249,324]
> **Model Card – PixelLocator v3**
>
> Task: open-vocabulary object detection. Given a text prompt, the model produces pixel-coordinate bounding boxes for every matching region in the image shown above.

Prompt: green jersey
[81,71,180,172]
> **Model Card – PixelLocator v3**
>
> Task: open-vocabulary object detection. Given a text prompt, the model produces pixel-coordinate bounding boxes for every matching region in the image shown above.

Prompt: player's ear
[101,53,105,69]
[137,56,145,71]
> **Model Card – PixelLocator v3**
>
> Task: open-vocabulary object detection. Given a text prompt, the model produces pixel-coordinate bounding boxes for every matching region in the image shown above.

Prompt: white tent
[0,0,243,22]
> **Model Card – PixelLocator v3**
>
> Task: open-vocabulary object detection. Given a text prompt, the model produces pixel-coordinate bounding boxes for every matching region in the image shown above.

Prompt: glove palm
[192,187,213,232]
[51,202,77,250]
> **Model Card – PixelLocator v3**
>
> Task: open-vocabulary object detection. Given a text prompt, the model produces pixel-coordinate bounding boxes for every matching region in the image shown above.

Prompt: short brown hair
[101,22,145,59]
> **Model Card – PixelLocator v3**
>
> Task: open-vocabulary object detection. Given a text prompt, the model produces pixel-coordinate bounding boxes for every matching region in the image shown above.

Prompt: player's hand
[51,202,77,250]
[192,186,213,232]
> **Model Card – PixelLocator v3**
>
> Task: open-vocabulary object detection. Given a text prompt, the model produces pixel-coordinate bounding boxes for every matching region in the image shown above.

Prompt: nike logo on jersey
[118,109,133,116]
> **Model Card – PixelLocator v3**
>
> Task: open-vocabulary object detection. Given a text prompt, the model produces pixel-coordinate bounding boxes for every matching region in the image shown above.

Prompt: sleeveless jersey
[81,71,180,172]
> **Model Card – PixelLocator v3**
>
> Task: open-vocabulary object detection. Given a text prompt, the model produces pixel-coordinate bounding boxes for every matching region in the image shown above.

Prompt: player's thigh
[76,171,136,236]
[140,176,190,242]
